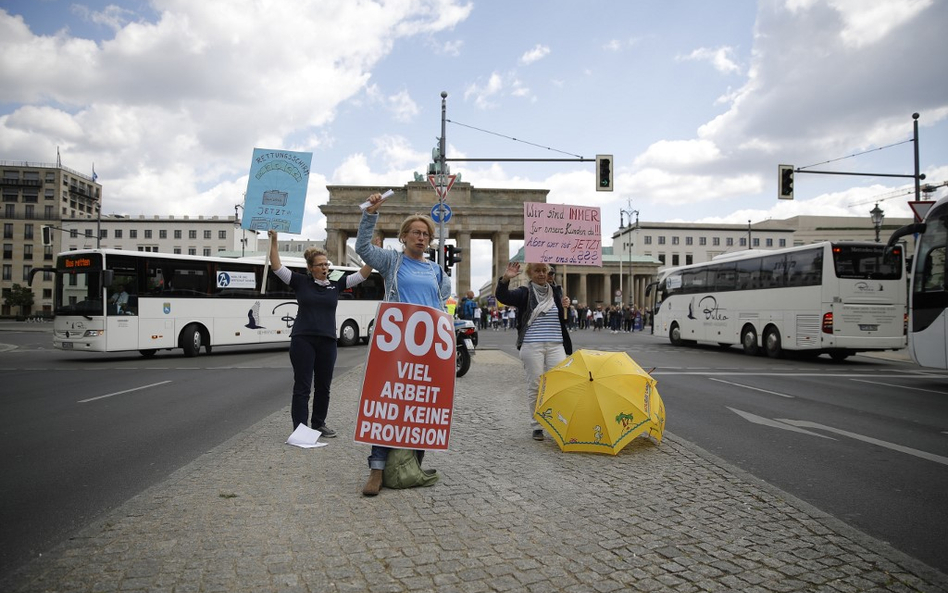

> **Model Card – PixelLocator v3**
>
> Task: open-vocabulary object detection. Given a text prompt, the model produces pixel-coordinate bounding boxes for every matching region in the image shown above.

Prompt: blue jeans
[369,446,425,470]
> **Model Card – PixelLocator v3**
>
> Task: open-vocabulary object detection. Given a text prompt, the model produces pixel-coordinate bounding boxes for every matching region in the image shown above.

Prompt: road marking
[849,378,948,395]
[777,419,948,467]
[728,408,834,439]
[78,381,172,403]
[710,378,794,398]
[654,372,947,378]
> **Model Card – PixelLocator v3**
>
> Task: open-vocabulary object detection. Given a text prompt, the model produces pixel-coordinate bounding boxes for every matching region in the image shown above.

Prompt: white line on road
[849,378,948,395]
[709,377,795,398]
[777,419,948,466]
[728,408,834,439]
[78,381,172,403]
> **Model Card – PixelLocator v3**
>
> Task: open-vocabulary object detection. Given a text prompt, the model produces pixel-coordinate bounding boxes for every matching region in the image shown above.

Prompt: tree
[4,284,34,317]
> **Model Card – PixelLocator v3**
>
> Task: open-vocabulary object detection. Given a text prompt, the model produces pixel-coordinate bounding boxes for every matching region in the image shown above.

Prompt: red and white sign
[355,302,456,450]
[523,202,602,266]
[909,201,934,223]
[428,174,457,200]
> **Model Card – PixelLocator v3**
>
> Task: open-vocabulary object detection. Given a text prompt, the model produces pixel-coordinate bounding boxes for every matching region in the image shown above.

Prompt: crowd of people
[457,298,652,334]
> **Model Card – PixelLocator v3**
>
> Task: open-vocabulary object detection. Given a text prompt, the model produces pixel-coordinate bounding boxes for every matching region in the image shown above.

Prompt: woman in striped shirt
[496,262,573,441]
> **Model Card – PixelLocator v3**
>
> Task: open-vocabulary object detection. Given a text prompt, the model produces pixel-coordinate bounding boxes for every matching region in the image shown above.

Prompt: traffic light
[596,154,613,192]
[444,244,462,275]
[425,247,436,261]
[41,225,53,246]
[778,164,794,200]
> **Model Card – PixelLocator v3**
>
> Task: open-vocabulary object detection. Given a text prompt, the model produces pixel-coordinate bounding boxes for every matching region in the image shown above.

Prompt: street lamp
[870,203,885,242]
[619,206,639,307]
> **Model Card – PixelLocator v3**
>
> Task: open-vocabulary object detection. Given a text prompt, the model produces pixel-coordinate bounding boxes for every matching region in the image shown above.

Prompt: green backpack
[382,448,439,489]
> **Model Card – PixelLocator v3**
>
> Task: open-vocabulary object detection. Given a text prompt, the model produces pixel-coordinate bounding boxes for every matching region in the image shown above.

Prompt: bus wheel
[669,323,683,346]
[339,320,359,347]
[764,327,783,358]
[829,351,850,362]
[362,320,374,345]
[139,349,157,358]
[182,324,204,357]
[741,326,759,356]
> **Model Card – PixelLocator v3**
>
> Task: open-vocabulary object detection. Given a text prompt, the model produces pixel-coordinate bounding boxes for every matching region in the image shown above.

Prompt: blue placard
[431,203,452,223]
[242,148,312,234]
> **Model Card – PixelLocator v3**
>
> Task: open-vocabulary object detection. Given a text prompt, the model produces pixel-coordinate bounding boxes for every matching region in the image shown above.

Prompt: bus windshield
[832,244,902,280]
[54,253,106,316]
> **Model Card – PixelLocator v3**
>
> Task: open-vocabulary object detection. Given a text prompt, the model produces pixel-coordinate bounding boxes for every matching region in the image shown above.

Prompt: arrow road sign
[431,203,452,223]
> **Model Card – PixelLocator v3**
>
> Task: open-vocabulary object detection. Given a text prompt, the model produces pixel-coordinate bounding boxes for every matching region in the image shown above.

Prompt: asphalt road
[476,325,948,573]
[2,322,947,579]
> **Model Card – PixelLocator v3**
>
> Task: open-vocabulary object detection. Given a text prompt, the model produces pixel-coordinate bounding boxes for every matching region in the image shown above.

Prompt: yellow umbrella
[534,349,665,454]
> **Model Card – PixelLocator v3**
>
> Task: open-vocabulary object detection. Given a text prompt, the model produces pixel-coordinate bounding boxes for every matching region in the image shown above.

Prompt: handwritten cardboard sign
[242,148,312,234]
[523,202,602,266]
[355,302,456,451]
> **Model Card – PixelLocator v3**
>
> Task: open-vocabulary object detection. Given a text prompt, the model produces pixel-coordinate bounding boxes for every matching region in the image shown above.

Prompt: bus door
[104,256,141,352]
[911,225,948,368]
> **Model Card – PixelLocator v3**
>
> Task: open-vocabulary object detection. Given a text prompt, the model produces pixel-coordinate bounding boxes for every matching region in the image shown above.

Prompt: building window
[766,238,773,247]
[739,238,747,247]
[218,230,227,239]
[658,254,666,265]
[699,237,707,246]
[144,229,152,239]
[189,230,197,239]
[24,224,33,240]
[685,254,693,265]
[203,248,211,256]
[3,223,11,239]
[44,246,53,260]
[115,229,122,239]
[685,237,693,246]
[84,229,93,238]
[24,205,34,219]
[22,265,32,282]
[713,237,720,246]
[203,230,211,239]
[174,230,182,239]
[44,205,53,219]
[3,244,12,259]
[658,236,666,245]
[726,237,734,247]
[672,254,679,266]
[159,229,167,239]
[643,235,652,245]
[174,248,181,254]
[70,229,78,238]
[672,236,679,245]
[753,238,760,247]
[188,248,196,255]
[4,204,14,218]
[100,229,107,239]
[130,230,137,239]
[779,239,786,247]
[2,264,10,280]
[24,244,33,260]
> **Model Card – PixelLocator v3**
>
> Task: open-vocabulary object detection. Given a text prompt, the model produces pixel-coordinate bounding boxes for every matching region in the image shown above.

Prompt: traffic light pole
[438,92,448,272]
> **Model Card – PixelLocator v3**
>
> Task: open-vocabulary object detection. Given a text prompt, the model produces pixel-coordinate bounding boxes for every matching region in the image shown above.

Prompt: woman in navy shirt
[269,230,372,436]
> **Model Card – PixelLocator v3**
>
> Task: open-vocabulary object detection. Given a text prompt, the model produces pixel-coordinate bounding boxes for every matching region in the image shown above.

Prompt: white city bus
[887,194,948,368]
[41,249,383,357]
[652,241,907,360]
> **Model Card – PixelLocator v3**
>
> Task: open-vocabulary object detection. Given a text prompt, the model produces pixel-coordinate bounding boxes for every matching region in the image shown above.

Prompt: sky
[1,0,946,295]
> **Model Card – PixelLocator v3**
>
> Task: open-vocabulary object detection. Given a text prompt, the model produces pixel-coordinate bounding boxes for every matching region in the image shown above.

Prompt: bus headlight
[83,330,105,337]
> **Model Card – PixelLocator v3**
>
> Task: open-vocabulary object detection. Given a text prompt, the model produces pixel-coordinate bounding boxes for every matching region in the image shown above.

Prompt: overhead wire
[446,119,584,159]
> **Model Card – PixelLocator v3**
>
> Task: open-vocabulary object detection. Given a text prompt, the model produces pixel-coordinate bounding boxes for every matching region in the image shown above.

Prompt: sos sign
[355,303,457,450]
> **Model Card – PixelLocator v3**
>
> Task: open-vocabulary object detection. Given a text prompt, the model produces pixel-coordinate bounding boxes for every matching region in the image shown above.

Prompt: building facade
[1,161,102,316]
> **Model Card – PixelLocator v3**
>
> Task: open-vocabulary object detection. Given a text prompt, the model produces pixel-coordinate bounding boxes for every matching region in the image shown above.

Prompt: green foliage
[4,284,35,315]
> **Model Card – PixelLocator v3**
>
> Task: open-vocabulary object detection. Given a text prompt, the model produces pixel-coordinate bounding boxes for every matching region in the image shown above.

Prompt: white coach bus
[652,241,907,361]
[38,249,383,357]
[886,193,948,368]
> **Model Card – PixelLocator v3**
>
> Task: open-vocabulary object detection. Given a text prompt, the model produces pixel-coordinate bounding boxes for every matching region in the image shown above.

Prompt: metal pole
[913,112,921,203]
[438,92,448,271]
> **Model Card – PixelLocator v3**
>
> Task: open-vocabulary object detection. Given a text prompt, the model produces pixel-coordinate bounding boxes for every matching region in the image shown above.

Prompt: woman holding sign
[356,193,452,496]
[269,230,373,436]
[496,262,573,441]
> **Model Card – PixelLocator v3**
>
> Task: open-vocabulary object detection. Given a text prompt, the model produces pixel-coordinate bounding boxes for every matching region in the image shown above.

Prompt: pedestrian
[496,261,573,442]
[473,301,482,328]
[355,192,452,497]
[268,230,373,436]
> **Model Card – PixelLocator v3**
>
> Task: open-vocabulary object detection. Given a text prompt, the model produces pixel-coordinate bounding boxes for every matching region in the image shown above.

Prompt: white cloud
[677,46,741,74]
[520,44,549,65]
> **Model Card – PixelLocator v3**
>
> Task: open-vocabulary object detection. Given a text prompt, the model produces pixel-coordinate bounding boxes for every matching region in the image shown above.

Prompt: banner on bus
[355,302,457,451]
[242,148,312,234]
[523,202,602,266]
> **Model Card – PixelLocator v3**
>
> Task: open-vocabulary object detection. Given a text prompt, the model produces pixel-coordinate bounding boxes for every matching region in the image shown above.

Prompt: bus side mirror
[102,270,114,287]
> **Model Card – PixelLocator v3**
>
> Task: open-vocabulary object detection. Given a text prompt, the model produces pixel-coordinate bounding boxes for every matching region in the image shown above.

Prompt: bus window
[787,248,822,287]
[761,254,787,289]
[735,258,759,290]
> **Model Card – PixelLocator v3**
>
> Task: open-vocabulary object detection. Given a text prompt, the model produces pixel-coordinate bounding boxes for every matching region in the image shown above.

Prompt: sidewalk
[4,350,946,593]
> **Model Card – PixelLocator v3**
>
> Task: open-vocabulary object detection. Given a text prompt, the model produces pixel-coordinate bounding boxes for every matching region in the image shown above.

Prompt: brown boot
[362,469,383,496]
